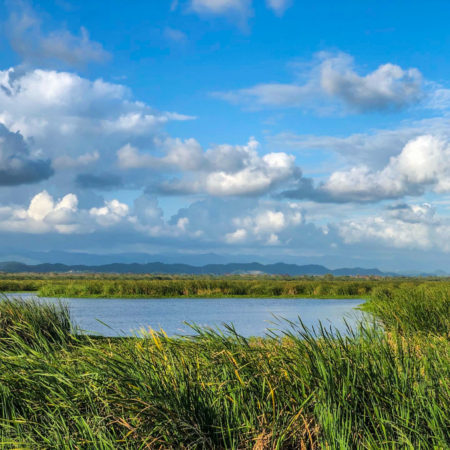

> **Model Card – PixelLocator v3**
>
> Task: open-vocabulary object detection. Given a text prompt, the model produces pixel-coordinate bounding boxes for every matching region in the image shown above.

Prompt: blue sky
[1,0,450,271]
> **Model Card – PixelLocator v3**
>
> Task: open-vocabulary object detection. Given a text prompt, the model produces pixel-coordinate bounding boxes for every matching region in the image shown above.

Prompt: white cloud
[190,0,251,16]
[101,112,194,135]
[27,191,57,222]
[322,135,450,202]
[270,127,423,168]
[117,138,204,171]
[0,191,82,234]
[90,199,129,226]
[225,228,247,243]
[215,52,423,113]
[204,150,295,195]
[226,203,303,245]
[266,0,292,16]
[0,67,193,165]
[6,4,110,67]
[283,134,450,203]
[339,216,434,250]
[270,116,450,171]
[119,137,301,196]
[0,191,130,234]
[319,53,423,111]
[338,203,450,252]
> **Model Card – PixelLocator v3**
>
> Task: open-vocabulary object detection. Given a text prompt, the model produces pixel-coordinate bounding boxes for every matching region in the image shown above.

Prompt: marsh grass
[0,296,72,346]
[25,277,433,299]
[364,285,450,335]
[0,287,448,448]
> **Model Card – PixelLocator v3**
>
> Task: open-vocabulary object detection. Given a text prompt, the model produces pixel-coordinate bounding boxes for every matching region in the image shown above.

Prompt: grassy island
[1,273,448,298]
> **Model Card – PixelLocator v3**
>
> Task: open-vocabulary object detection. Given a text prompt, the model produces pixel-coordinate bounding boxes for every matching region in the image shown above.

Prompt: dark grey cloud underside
[0,161,53,186]
[75,173,122,190]
[0,124,54,185]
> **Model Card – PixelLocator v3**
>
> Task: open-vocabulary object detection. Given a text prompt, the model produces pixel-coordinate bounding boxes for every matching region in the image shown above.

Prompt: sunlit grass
[2,275,445,299]
[0,284,448,448]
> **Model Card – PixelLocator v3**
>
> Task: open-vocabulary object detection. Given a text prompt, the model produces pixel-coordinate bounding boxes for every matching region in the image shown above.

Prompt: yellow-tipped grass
[0,286,448,448]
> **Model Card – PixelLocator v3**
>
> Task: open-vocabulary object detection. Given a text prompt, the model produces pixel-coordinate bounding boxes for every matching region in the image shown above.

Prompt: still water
[9,293,365,337]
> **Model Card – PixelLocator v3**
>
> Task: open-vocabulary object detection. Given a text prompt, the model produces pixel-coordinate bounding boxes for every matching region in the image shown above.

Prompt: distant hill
[0,260,393,276]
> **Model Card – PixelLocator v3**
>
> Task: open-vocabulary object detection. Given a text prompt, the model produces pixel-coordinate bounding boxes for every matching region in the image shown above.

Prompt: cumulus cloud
[119,137,301,196]
[214,52,423,113]
[322,135,450,201]
[0,190,339,261]
[6,3,110,67]
[283,135,450,203]
[270,126,423,168]
[0,191,131,234]
[90,199,129,227]
[167,196,311,247]
[0,123,53,185]
[319,53,423,112]
[0,191,81,234]
[270,116,450,171]
[0,67,194,175]
[225,204,303,245]
[0,68,192,138]
[0,190,306,248]
[204,150,296,196]
[338,202,450,252]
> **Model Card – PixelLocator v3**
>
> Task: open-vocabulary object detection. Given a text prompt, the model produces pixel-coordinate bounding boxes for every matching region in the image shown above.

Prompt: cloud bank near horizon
[1,1,450,271]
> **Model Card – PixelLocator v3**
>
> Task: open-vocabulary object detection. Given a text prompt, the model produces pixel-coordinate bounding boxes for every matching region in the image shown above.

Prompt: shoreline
[4,291,369,300]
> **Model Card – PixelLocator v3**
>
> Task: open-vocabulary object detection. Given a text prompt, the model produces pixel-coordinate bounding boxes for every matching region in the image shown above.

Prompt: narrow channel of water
[6,293,366,337]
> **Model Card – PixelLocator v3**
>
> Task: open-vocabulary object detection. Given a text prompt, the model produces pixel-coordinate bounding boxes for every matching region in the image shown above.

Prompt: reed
[8,276,439,298]
[364,284,450,334]
[0,285,448,448]
[0,296,72,346]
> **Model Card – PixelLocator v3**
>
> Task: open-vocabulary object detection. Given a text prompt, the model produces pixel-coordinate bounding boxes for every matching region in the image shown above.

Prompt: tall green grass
[2,275,447,301]
[364,285,450,334]
[33,277,429,298]
[0,296,72,346]
[0,286,448,448]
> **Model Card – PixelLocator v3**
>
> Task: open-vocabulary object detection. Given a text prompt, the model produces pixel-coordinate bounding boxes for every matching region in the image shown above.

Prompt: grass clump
[0,285,448,448]
[364,285,450,334]
[0,296,72,346]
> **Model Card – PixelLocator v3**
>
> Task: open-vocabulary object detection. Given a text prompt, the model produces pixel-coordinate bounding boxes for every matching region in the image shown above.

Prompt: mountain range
[0,261,396,276]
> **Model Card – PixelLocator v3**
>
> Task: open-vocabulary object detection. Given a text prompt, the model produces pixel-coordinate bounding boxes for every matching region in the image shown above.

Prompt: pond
[6,293,365,337]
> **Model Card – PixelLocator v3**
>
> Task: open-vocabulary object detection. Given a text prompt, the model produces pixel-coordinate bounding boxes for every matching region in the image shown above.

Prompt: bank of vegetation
[0,283,448,448]
[1,275,448,298]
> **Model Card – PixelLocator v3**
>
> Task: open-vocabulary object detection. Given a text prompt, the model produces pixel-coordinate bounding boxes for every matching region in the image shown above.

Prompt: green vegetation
[364,284,450,334]
[1,274,448,298]
[37,277,381,298]
[0,278,45,293]
[0,283,448,448]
